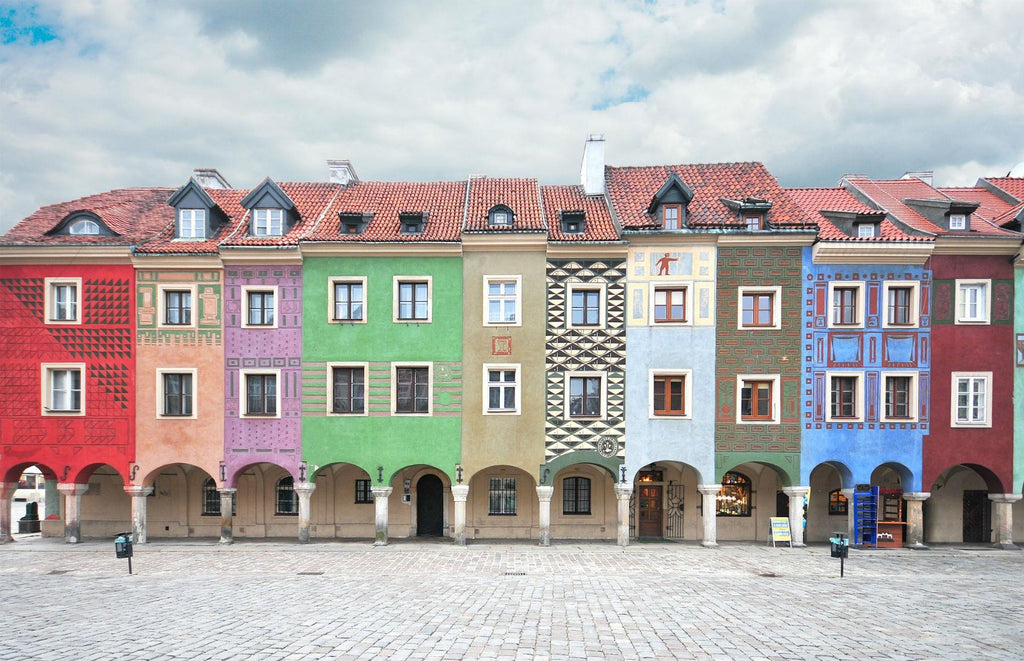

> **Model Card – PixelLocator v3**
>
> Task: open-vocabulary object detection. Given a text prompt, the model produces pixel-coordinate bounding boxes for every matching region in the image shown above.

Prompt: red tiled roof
[541,185,620,242]
[306,180,466,243]
[2,187,176,246]
[220,182,340,247]
[135,188,247,255]
[605,162,816,231]
[464,177,545,232]
[844,177,1019,237]
[984,177,1024,202]
[785,188,928,242]
[936,186,1018,230]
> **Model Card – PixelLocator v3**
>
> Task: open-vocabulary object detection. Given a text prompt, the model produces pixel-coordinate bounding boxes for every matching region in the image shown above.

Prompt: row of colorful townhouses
[2,137,1023,550]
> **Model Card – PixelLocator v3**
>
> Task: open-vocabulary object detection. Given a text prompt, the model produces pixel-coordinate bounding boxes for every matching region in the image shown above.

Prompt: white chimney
[901,170,934,186]
[192,168,231,189]
[580,134,606,196]
[328,159,359,186]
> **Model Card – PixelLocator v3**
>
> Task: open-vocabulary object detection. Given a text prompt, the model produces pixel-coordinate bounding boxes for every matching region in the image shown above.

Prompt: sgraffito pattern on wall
[136,270,221,345]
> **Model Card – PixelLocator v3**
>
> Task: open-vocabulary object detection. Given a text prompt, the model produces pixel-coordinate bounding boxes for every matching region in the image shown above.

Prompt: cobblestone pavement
[1,535,1022,660]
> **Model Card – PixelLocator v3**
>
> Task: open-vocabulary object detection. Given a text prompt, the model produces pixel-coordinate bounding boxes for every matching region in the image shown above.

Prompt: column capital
[536,485,554,502]
[450,485,469,501]
[988,493,1023,504]
[371,486,394,498]
[293,482,316,497]
[217,487,237,496]
[782,486,810,498]
[124,485,154,498]
[903,492,931,502]
[614,483,633,499]
[697,484,721,496]
[57,483,89,497]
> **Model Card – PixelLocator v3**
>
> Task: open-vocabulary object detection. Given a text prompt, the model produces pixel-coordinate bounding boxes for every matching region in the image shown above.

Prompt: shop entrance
[416,474,444,536]
[962,490,990,543]
[638,484,663,537]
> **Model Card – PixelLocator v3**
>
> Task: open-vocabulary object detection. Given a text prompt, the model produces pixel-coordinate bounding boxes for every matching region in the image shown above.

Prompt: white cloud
[2,0,1023,233]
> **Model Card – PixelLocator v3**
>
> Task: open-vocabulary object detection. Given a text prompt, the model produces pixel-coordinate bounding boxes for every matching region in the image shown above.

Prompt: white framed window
[393,276,432,323]
[827,281,865,328]
[178,209,206,239]
[44,277,82,325]
[483,364,520,415]
[855,223,876,238]
[948,213,967,230]
[328,363,368,416]
[649,369,692,419]
[157,368,197,419]
[567,283,606,329]
[391,363,432,415]
[880,371,918,423]
[951,372,991,427]
[564,371,606,420]
[735,374,780,424]
[158,284,197,328]
[242,286,277,329]
[253,208,284,237]
[240,370,280,418]
[329,277,366,323]
[737,286,781,330]
[68,218,100,235]
[826,372,863,422]
[484,276,521,326]
[955,280,989,324]
[882,281,920,328]
[650,282,691,325]
[41,363,85,415]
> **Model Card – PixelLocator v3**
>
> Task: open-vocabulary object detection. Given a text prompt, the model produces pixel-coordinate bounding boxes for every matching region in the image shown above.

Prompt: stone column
[218,488,236,545]
[697,485,720,548]
[988,494,1022,550]
[44,479,60,518]
[536,485,554,547]
[372,486,394,546]
[0,482,16,544]
[294,482,316,543]
[903,492,930,550]
[782,486,809,547]
[842,488,855,542]
[124,486,154,544]
[57,483,89,544]
[614,484,633,547]
[451,485,468,546]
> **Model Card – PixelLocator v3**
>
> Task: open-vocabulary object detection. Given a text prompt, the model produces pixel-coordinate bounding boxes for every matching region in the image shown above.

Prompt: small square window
[484,277,521,326]
[45,278,81,324]
[566,373,604,418]
[650,371,690,418]
[484,364,520,414]
[952,372,991,427]
[744,214,763,231]
[355,479,373,504]
[179,209,207,239]
[163,289,193,326]
[653,287,687,323]
[662,204,683,230]
[394,277,432,322]
[827,374,861,421]
[330,278,366,323]
[42,364,84,415]
[242,371,278,417]
[159,371,195,417]
[331,365,366,415]
[737,375,779,424]
[393,365,431,415]
[949,213,967,230]
[955,280,989,324]
[488,477,517,515]
[881,373,917,422]
[253,208,284,236]
[738,287,780,329]
[243,288,276,328]
[855,223,875,238]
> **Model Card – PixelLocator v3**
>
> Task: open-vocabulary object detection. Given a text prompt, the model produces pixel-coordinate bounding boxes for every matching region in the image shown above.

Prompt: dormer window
[68,218,100,235]
[560,210,586,235]
[488,205,515,227]
[663,204,683,230]
[253,208,284,237]
[400,211,427,235]
[179,209,207,239]
[339,212,372,235]
[744,214,763,231]
[855,223,876,238]
[949,213,967,230]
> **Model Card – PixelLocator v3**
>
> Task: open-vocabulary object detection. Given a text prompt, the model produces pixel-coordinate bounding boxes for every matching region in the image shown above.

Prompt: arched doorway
[416,474,444,536]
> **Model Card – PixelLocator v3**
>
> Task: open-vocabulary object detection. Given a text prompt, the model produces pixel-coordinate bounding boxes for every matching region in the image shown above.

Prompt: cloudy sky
[1,0,1022,233]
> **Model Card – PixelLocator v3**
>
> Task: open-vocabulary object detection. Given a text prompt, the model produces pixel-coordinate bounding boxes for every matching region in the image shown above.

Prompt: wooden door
[962,490,990,543]
[638,485,663,537]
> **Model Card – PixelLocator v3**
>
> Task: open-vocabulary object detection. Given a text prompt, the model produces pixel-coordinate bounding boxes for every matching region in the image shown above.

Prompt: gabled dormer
[487,204,515,228]
[903,198,979,232]
[646,174,694,229]
[46,211,117,237]
[399,211,428,235]
[721,197,773,230]
[820,210,886,238]
[240,178,298,237]
[559,210,586,235]
[339,211,373,235]
[167,178,226,240]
